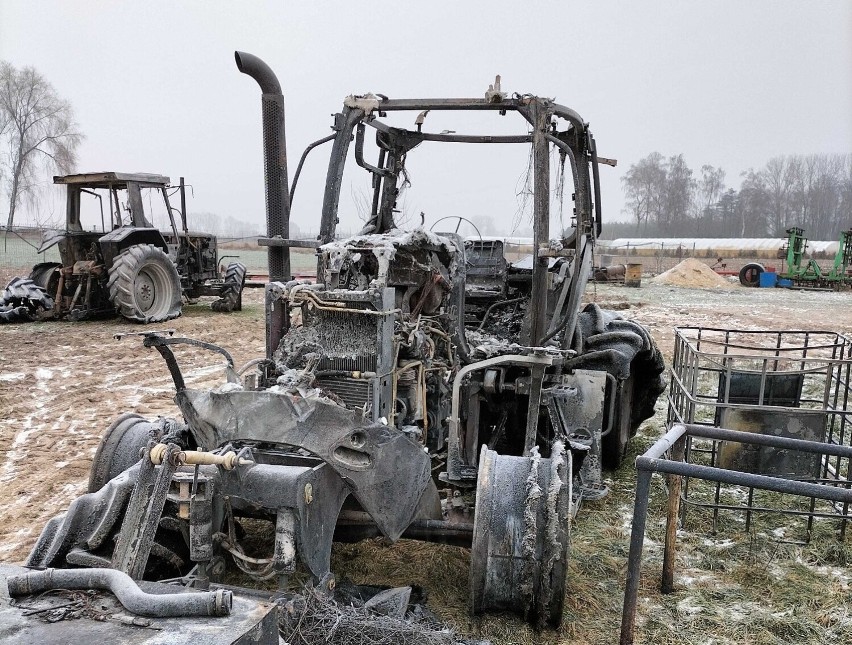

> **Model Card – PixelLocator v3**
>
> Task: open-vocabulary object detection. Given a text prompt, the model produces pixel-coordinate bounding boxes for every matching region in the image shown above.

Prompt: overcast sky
[1,1,850,237]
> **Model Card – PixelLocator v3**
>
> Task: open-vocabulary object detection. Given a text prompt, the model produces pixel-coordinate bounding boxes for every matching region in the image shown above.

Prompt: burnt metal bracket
[115,332,237,393]
[111,442,182,579]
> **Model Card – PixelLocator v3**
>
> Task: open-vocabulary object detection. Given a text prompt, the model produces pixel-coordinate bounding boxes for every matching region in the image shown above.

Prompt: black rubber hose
[7,568,232,618]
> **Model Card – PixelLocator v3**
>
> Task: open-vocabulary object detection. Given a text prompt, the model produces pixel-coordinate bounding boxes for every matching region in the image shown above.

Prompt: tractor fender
[99,228,169,268]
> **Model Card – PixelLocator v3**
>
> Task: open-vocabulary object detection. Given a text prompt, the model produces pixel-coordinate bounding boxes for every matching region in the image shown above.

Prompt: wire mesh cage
[667,327,852,540]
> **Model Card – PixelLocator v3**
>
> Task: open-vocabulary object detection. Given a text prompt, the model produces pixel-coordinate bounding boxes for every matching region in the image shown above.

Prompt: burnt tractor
[1,172,246,323]
[17,53,665,628]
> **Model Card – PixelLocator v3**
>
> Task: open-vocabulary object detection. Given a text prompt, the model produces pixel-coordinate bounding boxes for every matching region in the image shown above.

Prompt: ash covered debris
[281,584,490,645]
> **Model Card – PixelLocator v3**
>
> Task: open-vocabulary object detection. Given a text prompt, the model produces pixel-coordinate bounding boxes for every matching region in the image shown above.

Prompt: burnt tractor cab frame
[24,172,245,322]
[23,53,664,630]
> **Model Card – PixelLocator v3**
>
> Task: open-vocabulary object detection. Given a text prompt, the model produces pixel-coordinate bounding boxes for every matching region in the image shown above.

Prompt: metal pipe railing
[620,422,852,645]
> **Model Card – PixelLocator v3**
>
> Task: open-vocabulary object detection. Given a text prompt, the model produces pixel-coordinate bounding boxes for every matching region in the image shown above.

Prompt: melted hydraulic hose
[7,567,232,617]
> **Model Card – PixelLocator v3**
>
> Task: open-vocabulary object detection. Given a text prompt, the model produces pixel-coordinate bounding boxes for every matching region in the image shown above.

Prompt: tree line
[618,152,852,240]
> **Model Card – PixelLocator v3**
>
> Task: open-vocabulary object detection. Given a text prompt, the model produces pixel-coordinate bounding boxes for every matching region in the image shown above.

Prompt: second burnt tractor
[2,172,245,323]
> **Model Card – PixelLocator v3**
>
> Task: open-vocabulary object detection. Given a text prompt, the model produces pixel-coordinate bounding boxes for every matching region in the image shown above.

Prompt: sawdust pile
[652,258,734,289]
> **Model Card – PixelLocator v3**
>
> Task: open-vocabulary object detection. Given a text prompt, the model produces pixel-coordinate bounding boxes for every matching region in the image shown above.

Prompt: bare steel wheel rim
[135,270,156,311]
[133,263,171,318]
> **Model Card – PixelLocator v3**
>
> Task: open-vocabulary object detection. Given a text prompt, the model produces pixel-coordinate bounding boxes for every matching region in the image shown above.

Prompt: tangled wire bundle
[280,588,486,645]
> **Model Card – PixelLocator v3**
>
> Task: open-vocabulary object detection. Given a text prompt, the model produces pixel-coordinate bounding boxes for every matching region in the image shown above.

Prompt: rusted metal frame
[157,185,183,251]
[318,98,588,249]
[79,188,105,233]
[620,422,852,645]
[258,238,320,249]
[139,334,236,393]
[528,100,551,347]
[127,183,149,228]
[334,517,474,546]
[676,326,845,349]
[446,353,556,481]
[370,147,387,223]
[375,132,421,233]
[588,134,603,236]
[354,123,393,178]
[523,364,547,456]
[179,177,189,236]
[376,98,587,133]
[366,119,532,145]
[537,131,592,347]
[377,97,527,112]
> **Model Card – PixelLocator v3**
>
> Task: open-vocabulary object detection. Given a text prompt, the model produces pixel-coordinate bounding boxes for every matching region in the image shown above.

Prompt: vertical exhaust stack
[235,51,291,282]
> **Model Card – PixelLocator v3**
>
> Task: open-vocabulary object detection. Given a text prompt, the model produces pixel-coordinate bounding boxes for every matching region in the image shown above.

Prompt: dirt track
[3,280,852,564]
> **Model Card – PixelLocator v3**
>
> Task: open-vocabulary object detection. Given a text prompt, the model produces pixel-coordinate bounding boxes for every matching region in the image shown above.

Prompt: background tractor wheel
[211,262,247,312]
[107,244,182,323]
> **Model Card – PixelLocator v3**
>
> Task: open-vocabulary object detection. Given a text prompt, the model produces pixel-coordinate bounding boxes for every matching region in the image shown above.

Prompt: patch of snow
[35,367,53,380]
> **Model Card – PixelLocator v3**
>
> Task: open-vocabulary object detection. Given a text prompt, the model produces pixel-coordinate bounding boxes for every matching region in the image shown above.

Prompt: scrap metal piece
[545,370,608,500]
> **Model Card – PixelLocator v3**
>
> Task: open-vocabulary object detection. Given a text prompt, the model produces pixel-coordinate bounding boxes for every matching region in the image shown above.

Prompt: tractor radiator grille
[315,376,373,411]
[318,356,377,372]
[304,308,380,373]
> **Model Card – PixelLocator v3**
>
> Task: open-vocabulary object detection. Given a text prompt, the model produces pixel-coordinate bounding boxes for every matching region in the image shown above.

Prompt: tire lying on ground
[0,277,54,323]
[738,262,764,287]
[211,262,247,312]
[107,244,182,323]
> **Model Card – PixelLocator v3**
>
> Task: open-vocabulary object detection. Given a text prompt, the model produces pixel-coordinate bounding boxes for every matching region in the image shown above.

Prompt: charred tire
[601,375,635,470]
[567,304,667,469]
[0,277,55,322]
[739,262,764,287]
[211,262,246,312]
[108,244,182,323]
[470,442,571,628]
[88,413,159,493]
[28,262,61,294]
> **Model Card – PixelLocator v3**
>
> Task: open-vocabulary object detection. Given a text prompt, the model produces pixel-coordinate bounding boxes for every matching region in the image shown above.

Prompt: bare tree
[699,164,725,213]
[0,61,83,236]
[621,152,666,232]
[661,154,695,229]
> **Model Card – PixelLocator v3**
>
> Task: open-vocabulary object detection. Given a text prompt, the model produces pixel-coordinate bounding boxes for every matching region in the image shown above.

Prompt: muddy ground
[2,275,852,642]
